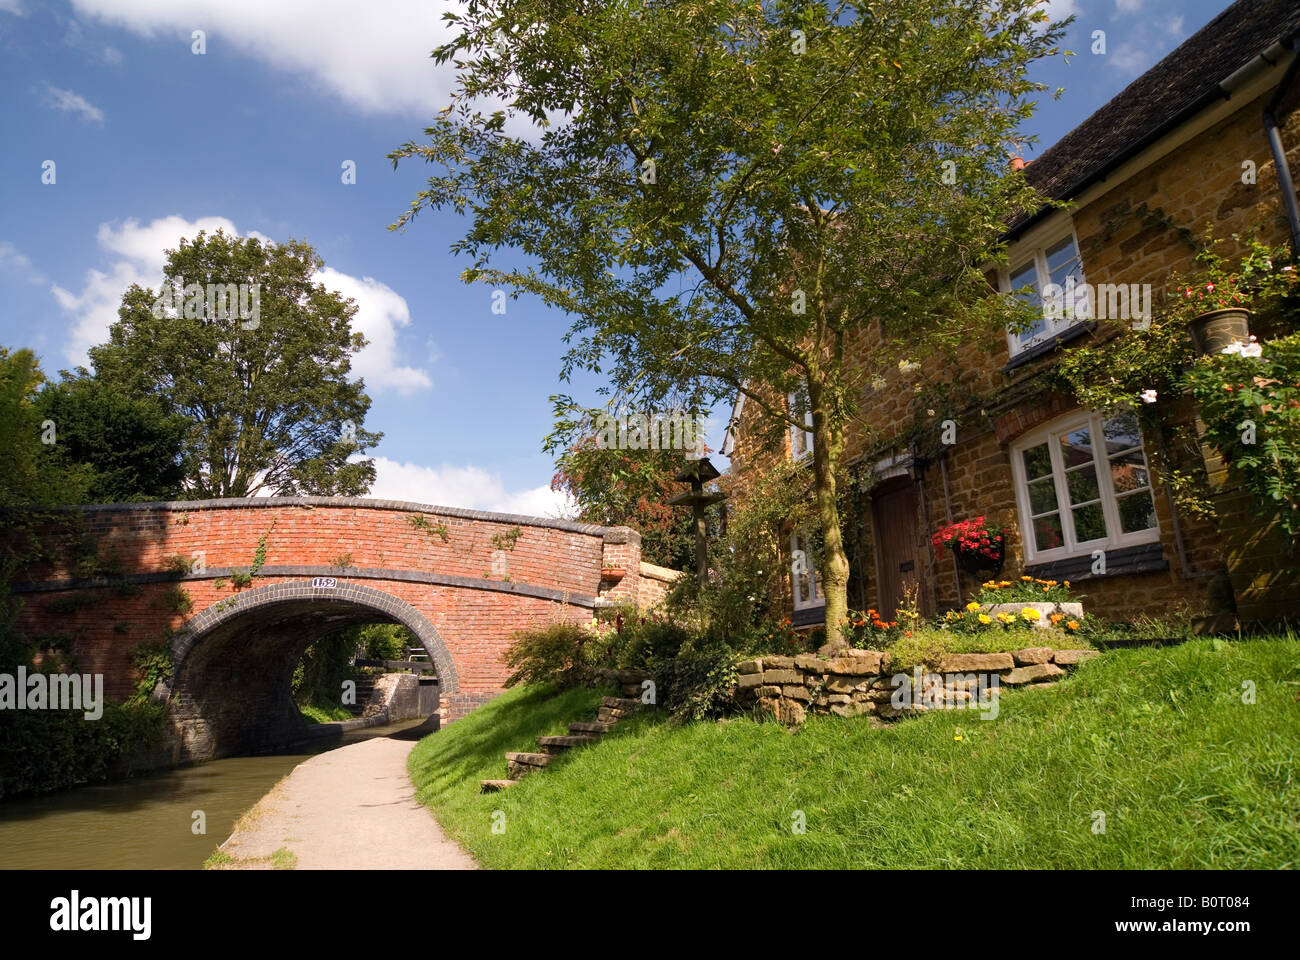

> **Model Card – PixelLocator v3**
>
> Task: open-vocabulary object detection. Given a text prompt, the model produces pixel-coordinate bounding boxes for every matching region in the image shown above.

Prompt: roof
[1019,0,1300,223]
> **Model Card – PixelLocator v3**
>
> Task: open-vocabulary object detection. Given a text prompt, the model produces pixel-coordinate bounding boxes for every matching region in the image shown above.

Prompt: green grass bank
[409,637,1299,869]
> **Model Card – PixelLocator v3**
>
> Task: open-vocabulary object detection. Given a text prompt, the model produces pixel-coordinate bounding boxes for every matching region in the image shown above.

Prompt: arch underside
[165,582,455,761]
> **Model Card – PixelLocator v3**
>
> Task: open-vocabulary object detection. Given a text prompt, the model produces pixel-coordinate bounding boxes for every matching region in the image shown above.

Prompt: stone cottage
[724,0,1300,628]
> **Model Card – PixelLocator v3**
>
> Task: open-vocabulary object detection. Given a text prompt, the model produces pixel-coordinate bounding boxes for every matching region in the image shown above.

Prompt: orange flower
[1067,620,1079,631]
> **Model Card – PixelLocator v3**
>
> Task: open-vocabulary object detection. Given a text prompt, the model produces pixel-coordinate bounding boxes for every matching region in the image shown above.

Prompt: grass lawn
[298,702,353,724]
[408,636,1300,869]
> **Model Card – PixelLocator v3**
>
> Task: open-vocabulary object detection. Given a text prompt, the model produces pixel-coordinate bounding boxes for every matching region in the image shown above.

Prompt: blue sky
[0,0,1230,514]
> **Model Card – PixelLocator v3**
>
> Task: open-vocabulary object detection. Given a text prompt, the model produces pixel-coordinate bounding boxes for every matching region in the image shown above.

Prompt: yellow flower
[996,612,1014,623]
[965,601,981,612]
[1067,620,1079,631]
[978,614,991,624]
[1021,607,1042,621]
[1063,580,1070,588]
[1021,576,1032,581]
[999,580,1011,587]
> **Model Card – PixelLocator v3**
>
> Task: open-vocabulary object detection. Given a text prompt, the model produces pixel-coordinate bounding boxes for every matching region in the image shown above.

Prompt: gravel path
[216,732,477,870]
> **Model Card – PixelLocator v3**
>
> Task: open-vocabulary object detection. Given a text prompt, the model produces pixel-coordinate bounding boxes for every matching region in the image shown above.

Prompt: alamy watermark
[0,668,104,720]
[151,276,261,329]
[595,410,707,458]
[889,667,1001,720]
[1041,277,1152,328]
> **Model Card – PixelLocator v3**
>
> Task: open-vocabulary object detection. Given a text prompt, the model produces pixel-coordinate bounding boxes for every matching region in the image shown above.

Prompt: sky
[0,0,1232,516]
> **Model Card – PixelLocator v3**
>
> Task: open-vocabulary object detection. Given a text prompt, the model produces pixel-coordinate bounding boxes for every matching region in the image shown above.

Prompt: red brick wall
[11,499,646,714]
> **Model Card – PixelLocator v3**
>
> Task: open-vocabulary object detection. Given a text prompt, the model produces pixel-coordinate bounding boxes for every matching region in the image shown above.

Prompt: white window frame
[790,528,824,611]
[1000,223,1088,358]
[1010,409,1160,565]
[788,390,814,461]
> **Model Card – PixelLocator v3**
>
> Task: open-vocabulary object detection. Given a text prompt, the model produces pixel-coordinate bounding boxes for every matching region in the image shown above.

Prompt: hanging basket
[1187,307,1251,356]
[951,538,1005,577]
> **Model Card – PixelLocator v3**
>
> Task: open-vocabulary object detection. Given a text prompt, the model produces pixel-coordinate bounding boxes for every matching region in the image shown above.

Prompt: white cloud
[0,0,25,15]
[69,0,458,117]
[316,268,431,395]
[1041,0,1080,19]
[1115,0,1142,13]
[50,216,431,396]
[367,456,576,518]
[0,240,46,285]
[43,85,105,124]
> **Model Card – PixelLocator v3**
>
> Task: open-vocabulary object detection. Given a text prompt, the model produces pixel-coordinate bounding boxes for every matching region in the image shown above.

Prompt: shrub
[503,623,607,688]
[1185,329,1300,542]
[291,628,358,708]
[651,638,739,722]
[611,617,695,670]
[358,623,412,661]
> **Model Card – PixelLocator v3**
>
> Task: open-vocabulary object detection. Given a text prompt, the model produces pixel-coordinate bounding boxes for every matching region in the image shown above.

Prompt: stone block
[1012,646,1055,665]
[794,654,826,672]
[762,669,802,685]
[1003,663,1065,685]
[825,653,883,675]
[1053,649,1099,665]
[938,653,1014,673]
[830,701,873,718]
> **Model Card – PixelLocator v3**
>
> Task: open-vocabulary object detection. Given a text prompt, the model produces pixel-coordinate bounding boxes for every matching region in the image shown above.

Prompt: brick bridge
[11,498,673,764]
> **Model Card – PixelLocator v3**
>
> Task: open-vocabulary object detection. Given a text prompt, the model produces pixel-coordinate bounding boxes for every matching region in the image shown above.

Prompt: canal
[0,717,432,870]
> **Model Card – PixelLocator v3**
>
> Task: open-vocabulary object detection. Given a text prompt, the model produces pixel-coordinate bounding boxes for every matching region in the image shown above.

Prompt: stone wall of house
[729,84,1300,626]
[734,647,1099,725]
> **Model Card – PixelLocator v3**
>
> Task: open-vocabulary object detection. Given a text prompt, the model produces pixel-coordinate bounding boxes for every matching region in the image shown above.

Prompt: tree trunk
[808,378,850,655]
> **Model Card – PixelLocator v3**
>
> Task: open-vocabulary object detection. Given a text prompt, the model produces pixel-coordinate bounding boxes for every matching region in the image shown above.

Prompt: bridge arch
[161,581,457,761]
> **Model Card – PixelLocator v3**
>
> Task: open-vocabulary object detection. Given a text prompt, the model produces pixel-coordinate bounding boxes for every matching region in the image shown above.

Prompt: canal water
[0,717,432,870]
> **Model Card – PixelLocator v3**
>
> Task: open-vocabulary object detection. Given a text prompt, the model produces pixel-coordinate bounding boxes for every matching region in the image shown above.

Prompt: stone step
[506,756,551,779]
[600,696,642,711]
[505,751,553,767]
[480,779,521,793]
[597,706,637,723]
[569,721,614,735]
[538,734,600,754]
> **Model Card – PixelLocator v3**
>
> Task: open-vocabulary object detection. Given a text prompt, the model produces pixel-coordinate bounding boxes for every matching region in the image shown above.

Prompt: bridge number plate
[311,577,339,589]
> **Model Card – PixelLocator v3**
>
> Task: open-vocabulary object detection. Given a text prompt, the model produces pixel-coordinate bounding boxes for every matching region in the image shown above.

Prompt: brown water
[0,717,432,870]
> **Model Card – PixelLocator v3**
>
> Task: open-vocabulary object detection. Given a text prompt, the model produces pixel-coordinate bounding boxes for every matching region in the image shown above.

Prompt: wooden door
[870,476,929,620]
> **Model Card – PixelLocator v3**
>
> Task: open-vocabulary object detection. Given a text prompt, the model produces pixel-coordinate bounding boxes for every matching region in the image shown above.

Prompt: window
[1010,410,1159,563]
[1001,230,1087,357]
[790,528,824,610]
[788,390,814,460]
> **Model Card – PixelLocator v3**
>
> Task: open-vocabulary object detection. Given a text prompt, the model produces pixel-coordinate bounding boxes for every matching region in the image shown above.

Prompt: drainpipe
[1263,37,1300,254]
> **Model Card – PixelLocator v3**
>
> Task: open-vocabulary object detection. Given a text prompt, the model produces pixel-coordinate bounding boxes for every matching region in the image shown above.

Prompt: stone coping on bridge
[9,564,602,608]
[18,495,639,543]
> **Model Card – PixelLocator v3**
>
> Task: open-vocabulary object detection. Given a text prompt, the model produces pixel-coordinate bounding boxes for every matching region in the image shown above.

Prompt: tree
[0,348,94,509]
[0,347,95,670]
[90,230,381,498]
[547,408,700,569]
[37,370,189,503]
[391,0,1067,643]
